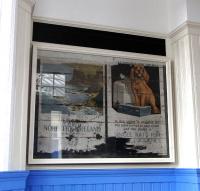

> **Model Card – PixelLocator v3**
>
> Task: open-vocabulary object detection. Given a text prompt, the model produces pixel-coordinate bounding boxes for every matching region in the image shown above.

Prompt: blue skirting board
[0,171,29,191]
[0,169,200,191]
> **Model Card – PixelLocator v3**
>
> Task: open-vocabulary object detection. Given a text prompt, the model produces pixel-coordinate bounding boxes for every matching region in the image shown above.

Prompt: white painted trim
[189,35,200,168]
[0,0,17,171]
[32,42,168,62]
[169,24,200,167]
[18,0,35,13]
[8,0,34,170]
[187,23,200,36]
[169,21,188,38]
[33,16,167,39]
[20,0,35,7]
[169,22,189,44]
[169,21,200,42]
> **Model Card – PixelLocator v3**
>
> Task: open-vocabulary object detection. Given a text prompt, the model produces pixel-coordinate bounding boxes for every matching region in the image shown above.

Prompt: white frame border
[28,42,175,164]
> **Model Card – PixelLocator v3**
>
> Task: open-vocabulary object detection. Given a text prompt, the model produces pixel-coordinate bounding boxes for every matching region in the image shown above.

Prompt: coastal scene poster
[33,50,107,159]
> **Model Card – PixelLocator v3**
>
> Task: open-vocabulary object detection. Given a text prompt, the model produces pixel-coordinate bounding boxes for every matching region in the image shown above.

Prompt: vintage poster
[33,50,107,159]
[107,61,169,158]
[29,44,174,163]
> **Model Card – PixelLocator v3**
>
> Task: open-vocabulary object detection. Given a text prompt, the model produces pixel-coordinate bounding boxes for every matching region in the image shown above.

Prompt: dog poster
[29,44,174,164]
[107,62,169,158]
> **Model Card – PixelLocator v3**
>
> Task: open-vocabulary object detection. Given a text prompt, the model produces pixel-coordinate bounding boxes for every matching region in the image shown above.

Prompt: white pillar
[170,22,200,167]
[187,23,200,167]
[0,0,17,171]
[9,0,35,170]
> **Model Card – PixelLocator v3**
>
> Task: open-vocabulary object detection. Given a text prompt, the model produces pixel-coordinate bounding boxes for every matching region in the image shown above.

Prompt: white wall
[33,0,168,35]
[166,0,187,32]
[187,0,200,23]
[166,0,200,32]
[33,0,200,34]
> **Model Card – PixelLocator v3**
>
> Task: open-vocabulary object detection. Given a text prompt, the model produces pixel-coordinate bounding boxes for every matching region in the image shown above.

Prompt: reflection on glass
[54,74,65,87]
[37,73,66,97]
[42,74,53,86]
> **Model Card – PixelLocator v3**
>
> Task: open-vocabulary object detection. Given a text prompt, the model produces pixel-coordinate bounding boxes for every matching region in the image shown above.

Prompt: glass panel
[31,48,171,162]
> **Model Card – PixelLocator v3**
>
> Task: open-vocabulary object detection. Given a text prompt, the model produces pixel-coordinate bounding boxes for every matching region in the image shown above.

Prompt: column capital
[21,0,36,6]
[19,0,36,13]
[169,21,200,43]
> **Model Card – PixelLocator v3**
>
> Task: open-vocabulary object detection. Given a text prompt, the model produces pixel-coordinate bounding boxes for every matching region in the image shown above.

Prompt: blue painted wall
[0,171,29,191]
[0,169,200,191]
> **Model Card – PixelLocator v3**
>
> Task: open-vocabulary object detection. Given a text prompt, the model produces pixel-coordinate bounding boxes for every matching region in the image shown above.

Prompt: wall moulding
[169,21,200,43]
[19,0,36,13]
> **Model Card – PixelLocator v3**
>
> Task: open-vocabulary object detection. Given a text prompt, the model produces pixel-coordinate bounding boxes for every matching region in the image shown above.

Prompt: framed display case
[28,42,174,164]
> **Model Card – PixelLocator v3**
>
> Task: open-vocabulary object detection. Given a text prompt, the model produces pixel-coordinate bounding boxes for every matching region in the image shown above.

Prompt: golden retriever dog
[130,64,160,114]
